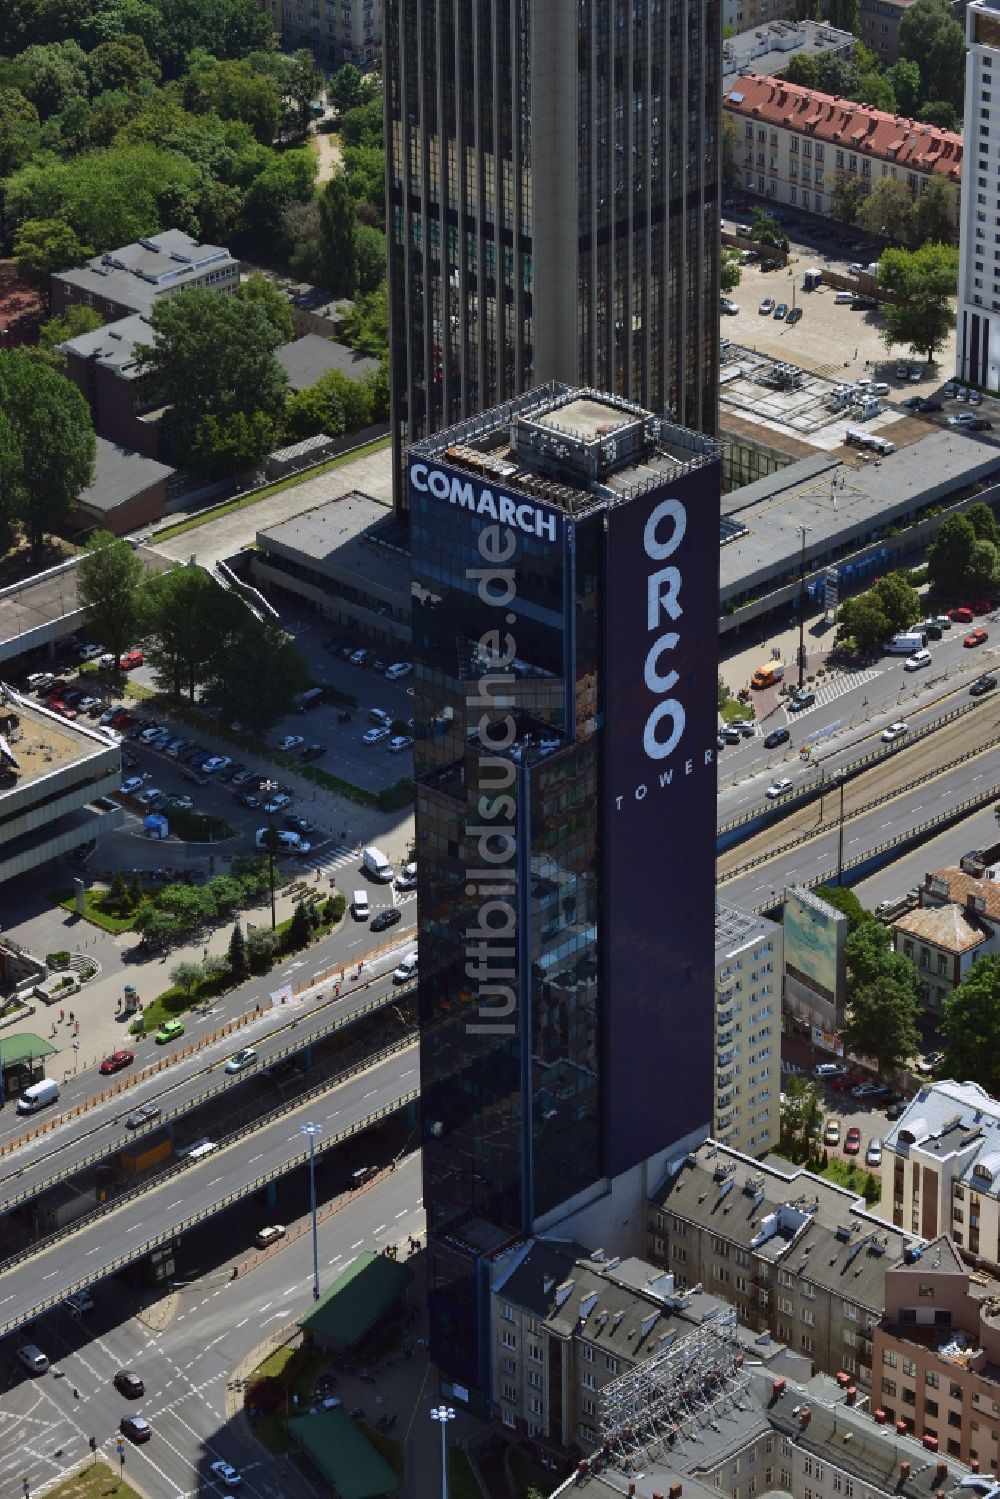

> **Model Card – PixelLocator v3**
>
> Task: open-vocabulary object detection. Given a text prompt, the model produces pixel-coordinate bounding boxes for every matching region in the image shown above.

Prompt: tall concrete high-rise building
[385,1,721,515]
[409,383,721,1408]
[957,0,1000,392]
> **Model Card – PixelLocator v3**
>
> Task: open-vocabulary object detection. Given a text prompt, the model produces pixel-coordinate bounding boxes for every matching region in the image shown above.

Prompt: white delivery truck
[886,631,927,654]
[362,846,394,882]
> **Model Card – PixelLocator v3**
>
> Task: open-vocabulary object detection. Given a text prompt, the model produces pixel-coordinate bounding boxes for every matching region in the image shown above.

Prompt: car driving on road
[881,721,908,743]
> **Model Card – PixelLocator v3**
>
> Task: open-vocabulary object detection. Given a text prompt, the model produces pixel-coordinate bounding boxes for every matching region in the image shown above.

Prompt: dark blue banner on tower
[603,457,721,1175]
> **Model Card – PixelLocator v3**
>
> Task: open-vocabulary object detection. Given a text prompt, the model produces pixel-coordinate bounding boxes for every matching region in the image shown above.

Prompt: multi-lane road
[0,1155,425,1499]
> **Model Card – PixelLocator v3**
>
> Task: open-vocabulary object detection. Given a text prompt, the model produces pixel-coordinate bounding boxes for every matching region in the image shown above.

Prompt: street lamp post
[797,524,811,691]
[836,774,846,886]
[300,1122,323,1300]
[431,1404,456,1499]
[261,778,277,930]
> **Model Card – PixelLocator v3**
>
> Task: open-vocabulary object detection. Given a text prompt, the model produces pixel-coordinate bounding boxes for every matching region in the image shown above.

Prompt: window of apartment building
[926,1371,940,1389]
[844,1483,853,1498]
[528,1371,542,1389]
[926,1399,940,1418]
[605,1356,619,1375]
[884,1379,898,1398]
[802,1308,815,1327]
[580,1423,596,1443]
[950,1382,963,1401]
[526,1317,540,1335]
[779,1298,794,1315]
[736,1275,749,1293]
[758,128,766,143]
[502,1331,517,1349]
[804,1458,813,1476]
[712,1237,730,1257]
[501,1302,515,1322]
[902,1388,916,1406]
[673,1245,687,1264]
[844,1301,859,1321]
[501,1358,516,1375]
[748,1479,757,1497]
[582,1345,595,1363]
[582,1372,596,1391]
[778,1323,792,1343]
[745,124,754,140]
[833,1477,843,1492]
[780,1472,792,1489]
[843,1329,857,1349]
[903,1358,917,1377]
[790,137,799,153]
[529,1397,543,1415]
[528,1343,542,1363]
[836,150,844,168]
[502,1409,517,1429]
[502,1382,517,1402]
[581,1397,596,1416]
[672,1218,687,1234]
[716,1266,730,1286]
[801,1283,816,1301]
[801,1334,814,1354]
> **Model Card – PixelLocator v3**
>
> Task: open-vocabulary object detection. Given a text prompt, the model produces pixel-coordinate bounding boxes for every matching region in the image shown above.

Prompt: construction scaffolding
[599,1308,751,1472]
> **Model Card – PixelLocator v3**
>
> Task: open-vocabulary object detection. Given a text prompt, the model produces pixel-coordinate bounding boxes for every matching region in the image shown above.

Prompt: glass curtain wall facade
[409,384,721,1404]
[385,0,721,515]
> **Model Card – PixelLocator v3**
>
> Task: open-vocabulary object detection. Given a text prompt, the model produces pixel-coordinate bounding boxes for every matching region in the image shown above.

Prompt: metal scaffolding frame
[599,1308,752,1472]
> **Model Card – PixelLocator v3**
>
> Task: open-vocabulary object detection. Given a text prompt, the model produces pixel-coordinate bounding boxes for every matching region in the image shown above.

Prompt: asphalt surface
[853,804,1000,910]
[721,755,998,910]
[0,1154,424,1499]
[0,1042,418,1336]
[0,944,417,1219]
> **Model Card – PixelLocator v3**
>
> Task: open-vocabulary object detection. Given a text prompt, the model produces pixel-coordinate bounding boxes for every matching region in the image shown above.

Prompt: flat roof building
[0,684,123,884]
[51,230,238,324]
[722,19,855,83]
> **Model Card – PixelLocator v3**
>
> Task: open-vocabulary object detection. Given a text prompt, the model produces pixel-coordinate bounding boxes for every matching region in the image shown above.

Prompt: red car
[119,650,144,670]
[99,1049,134,1075]
[50,700,78,719]
[949,606,974,623]
[964,629,989,648]
[844,1126,862,1155]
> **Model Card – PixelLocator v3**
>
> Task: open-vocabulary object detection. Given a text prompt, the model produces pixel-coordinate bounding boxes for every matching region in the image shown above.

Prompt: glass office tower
[385,0,721,514]
[409,383,721,1404]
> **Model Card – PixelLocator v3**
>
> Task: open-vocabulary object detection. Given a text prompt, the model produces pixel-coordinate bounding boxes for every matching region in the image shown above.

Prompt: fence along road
[0,1043,417,1340]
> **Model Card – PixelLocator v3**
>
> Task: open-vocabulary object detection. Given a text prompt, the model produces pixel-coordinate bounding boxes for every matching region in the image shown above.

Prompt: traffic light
[89,1437,97,1452]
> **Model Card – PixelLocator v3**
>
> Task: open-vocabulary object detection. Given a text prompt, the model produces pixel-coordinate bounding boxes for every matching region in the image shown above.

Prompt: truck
[362,846,393,882]
[886,631,927,654]
[750,663,785,690]
[802,268,823,291]
[16,1078,59,1114]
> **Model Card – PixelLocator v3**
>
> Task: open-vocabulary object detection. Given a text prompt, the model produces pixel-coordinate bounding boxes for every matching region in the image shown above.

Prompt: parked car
[785,306,803,325]
[851,1080,889,1100]
[120,776,144,796]
[881,721,908,743]
[949,606,974,623]
[967,419,994,431]
[200,755,231,774]
[279,735,305,751]
[766,778,793,800]
[720,297,739,315]
[844,1125,862,1154]
[119,650,144,670]
[788,690,815,711]
[300,743,327,760]
[99,1050,134,1075]
[758,297,775,315]
[137,787,164,806]
[77,643,105,661]
[255,1225,286,1249]
[262,792,292,814]
[948,412,977,427]
[388,735,414,753]
[773,302,788,320]
[363,726,391,745]
[904,649,932,671]
[65,1289,95,1313]
[865,1137,883,1167]
[385,661,413,680]
[965,628,989,648]
[763,727,791,749]
[396,862,417,891]
[917,1050,944,1075]
[823,1119,841,1146]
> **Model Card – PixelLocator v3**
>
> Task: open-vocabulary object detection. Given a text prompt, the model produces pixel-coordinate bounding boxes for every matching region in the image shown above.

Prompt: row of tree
[79,531,311,733]
[927,506,1000,603]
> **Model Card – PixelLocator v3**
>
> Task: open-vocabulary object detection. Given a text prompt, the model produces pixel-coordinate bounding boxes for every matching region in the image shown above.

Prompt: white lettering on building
[409,464,559,542]
[642,498,687,762]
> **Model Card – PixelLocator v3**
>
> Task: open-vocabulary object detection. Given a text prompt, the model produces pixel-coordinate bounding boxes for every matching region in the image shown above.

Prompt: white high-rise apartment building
[714,902,782,1156]
[956,0,1000,391]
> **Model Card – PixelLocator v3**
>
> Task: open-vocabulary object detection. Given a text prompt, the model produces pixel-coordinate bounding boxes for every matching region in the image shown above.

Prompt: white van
[17,1078,59,1115]
[352,889,370,920]
[393,951,418,984]
[17,1345,49,1375]
[362,846,394,882]
[886,631,926,654]
[834,289,854,304]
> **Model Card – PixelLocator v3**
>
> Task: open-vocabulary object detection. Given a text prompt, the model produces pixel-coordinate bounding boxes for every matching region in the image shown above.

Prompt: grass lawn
[54,887,138,934]
[41,1461,143,1499]
[720,697,754,724]
[449,1447,485,1499]
[821,1156,881,1203]
[249,1344,327,1455]
[152,435,391,543]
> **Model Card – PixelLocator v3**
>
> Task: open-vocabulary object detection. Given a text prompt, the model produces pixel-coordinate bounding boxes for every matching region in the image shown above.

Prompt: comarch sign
[409,462,561,542]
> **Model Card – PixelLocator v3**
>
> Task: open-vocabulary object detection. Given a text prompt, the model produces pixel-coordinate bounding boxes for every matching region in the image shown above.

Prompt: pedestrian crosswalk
[299,843,417,902]
[782,666,883,723]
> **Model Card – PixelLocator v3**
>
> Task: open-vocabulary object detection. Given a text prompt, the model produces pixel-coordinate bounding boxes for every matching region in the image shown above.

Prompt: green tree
[965,503,999,545]
[246,926,276,972]
[886,57,922,116]
[968,539,1000,595]
[183,52,281,143]
[78,530,146,666]
[835,593,892,655]
[318,170,357,297]
[169,960,202,998]
[149,0,275,78]
[190,409,276,477]
[228,919,247,976]
[139,564,238,699]
[137,286,288,465]
[239,270,294,340]
[87,35,159,93]
[817,52,858,96]
[827,0,861,31]
[854,70,897,113]
[927,513,977,601]
[287,899,312,951]
[341,143,384,221]
[0,86,40,175]
[858,176,914,246]
[782,53,819,88]
[780,1075,824,1163]
[917,99,959,131]
[285,47,324,134]
[721,250,741,295]
[718,675,732,712]
[38,303,103,350]
[16,38,89,118]
[870,571,921,634]
[13,218,93,284]
[899,0,966,116]
[878,241,958,361]
[813,885,874,934]
[204,613,310,733]
[913,177,957,248]
[242,145,316,238]
[0,351,95,560]
[329,60,364,114]
[339,95,383,149]
[831,170,865,225]
[840,975,920,1075]
[355,224,386,296]
[940,955,1000,1094]
[342,282,387,358]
